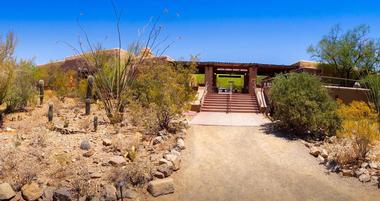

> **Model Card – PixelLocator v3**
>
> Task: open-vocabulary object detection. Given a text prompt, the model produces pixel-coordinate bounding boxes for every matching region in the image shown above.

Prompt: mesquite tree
[308,25,380,79]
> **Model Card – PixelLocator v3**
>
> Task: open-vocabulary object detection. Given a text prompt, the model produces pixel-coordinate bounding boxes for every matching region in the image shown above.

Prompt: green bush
[131,62,196,130]
[6,60,36,112]
[269,73,339,136]
[361,74,380,113]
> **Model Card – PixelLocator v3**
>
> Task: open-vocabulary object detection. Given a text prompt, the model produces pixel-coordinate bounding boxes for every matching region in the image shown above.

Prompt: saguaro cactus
[93,116,98,131]
[48,103,53,122]
[38,80,44,105]
[85,76,94,115]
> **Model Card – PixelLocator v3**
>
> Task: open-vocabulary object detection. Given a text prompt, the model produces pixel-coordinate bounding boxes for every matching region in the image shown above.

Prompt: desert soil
[151,125,380,201]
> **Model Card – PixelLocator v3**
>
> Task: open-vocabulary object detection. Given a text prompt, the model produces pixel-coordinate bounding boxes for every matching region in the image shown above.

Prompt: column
[248,66,257,95]
[205,66,214,91]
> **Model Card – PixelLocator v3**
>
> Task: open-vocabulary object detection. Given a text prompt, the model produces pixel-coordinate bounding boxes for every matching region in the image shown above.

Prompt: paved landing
[189,112,271,126]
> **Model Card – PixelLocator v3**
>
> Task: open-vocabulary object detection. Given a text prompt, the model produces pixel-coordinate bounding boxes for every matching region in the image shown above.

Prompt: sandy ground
[150,125,380,201]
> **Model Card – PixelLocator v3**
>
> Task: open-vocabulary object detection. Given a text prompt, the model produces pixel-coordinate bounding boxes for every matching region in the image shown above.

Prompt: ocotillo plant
[38,80,44,105]
[85,75,94,115]
[48,103,53,122]
[93,116,98,131]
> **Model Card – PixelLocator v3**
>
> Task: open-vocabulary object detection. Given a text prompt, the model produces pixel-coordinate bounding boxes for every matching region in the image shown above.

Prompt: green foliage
[308,24,380,79]
[269,73,340,136]
[216,74,244,90]
[336,101,379,161]
[361,74,380,113]
[0,32,16,106]
[132,62,196,130]
[6,60,36,112]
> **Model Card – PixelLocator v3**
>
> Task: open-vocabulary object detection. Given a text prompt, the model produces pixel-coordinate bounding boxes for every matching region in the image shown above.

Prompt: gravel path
[151,125,380,201]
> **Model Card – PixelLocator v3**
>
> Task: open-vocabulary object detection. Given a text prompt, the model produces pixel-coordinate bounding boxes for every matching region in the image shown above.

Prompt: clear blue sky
[1,0,380,65]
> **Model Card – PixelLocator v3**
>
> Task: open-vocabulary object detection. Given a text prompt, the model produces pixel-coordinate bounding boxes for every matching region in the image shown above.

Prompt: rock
[90,172,102,179]
[108,156,127,166]
[320,149,328,158]
[342,169,354,177]
[317,155,325,164]
[359,174,371,183]
[170,149,180,156]
[309,146,320,157]
[176,138,185,150]
[153,171,165,179]
[0,183,16,200]
[369,161,378,169]
[157,164,173,177]
[53,188,72,201]
[159,158,172,166]
[147,178,175,197]
[164,154,177,162]
[101,184,117,201]
[9,192,22,201]
[42,187,56,201]
[21,182,43,201]
[158,130,168,136]
[83,149,95,157]
[102,139,112,146]
[355,168,369,176]
[361,162,369,168]
[80,140,91,150]
[153,137,164,145]
[116,186,136,200]
[371,176,379,183]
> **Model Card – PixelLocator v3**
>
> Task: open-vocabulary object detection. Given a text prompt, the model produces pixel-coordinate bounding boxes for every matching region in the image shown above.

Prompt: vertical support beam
[248,66,258,95]
[205,66,214,91]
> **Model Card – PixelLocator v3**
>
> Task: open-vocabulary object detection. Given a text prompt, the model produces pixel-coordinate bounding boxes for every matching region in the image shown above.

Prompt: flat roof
[175,61,295,70]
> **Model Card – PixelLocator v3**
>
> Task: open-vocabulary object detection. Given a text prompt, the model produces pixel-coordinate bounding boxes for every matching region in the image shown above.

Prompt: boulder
[108,156,127,166]
[0,183,16,200]
[320,149,328,158]
[170,149,181,156]
[371,176,379,184]
[42,187,56,201]
[116,186,136,200]
[342,169,354,177]
[9,192,22,201]
[83,149,95,157]
[309,146,320,157]
[369,161,378,169]
[355,168,369,176]
[317,155,325,164]
[176,138,185,150]
[153,137,163,145]
[101,184,117,201]
[157,164,173,177]
[147,178,175,197]
[170,155,181,171]
[53,188,72,201]
[153,171,165,179]
[361,162,369,169]
[21,182,43,201]
[359,174,371,183]
[102,139,112,146]
[80,140,91,150]
[159,159,172,166]
[164,154,177,162]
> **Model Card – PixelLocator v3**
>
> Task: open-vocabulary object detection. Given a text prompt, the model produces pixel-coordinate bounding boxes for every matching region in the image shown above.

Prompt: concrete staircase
[201,93,259,113]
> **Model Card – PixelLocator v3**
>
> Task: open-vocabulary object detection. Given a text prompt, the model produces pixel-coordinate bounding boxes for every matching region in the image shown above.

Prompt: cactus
[85,98,91,115]
[86,75,94,99]
[48,103,53,122]
[93,116,98,131]
[85,76,94,115]
[38,80,44,105]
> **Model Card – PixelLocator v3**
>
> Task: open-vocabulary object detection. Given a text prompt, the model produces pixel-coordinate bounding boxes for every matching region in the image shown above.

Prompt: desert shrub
[269,73,339,136]
[6,60,36,112]
[336,101,380,161]
[109,162,152,187]
[361,74,380,113]
[131,62,196,130]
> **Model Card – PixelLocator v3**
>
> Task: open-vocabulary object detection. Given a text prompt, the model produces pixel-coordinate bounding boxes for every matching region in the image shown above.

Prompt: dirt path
[150,125,380,201]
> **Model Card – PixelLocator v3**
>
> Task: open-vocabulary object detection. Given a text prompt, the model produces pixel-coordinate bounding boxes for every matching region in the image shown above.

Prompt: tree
[131,62,196,130]
[308,25,380,79]
[269,73,339,136]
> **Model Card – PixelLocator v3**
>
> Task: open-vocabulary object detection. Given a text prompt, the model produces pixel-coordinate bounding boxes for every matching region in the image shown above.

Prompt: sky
[1,0,380,65]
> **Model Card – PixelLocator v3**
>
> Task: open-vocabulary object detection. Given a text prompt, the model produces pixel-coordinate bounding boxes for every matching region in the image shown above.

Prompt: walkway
[190,112,270,126]
[151,125,380,201]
